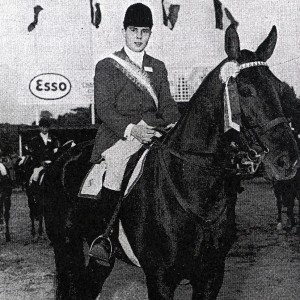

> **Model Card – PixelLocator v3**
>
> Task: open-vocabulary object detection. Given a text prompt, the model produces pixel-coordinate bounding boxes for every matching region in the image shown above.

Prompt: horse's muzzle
[263,152,299,181]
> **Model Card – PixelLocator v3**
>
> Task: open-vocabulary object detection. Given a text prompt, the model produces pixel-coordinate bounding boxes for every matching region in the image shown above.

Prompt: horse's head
[169,24,299,181]
[221,24,299,180]
[54,140,76,160]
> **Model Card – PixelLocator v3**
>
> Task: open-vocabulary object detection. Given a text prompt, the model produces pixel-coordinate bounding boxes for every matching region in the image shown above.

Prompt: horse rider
[0,153,13,228]
[0,150,16,185]
[89,3,180,265]
[28,118,60,185]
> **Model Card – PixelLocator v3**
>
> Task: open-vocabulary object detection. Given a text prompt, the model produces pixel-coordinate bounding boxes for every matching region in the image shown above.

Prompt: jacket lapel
[143,54,154,81]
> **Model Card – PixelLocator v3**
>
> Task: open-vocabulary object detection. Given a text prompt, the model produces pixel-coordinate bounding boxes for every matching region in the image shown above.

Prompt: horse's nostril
[277,156,286,168]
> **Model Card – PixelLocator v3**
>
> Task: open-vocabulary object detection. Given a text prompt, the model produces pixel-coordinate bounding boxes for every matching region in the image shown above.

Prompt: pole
[19,134,22,157]
[90,3,95,125]
[35,105,39,125]
[91,100,95,125]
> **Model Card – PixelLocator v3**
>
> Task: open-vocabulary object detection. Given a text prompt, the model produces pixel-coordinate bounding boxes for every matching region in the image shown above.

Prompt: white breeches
[29,166,44,185]
[101,138,143,191]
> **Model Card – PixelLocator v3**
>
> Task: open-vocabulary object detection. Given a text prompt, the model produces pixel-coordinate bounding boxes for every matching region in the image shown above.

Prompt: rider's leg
[88,154,126,266]
[29,166,44,185]
[89,187,121,266]
[89,139,143,266]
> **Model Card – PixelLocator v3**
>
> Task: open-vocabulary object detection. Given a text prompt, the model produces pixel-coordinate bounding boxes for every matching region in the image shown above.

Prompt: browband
[239,61,268,70]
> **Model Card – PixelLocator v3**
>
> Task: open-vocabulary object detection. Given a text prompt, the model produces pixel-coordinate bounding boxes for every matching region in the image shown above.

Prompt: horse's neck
[166,105,221,155]
[153,150,223,224]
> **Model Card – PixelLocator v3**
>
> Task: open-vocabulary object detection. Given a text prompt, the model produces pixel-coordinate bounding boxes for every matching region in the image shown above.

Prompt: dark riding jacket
[90,48,180,163]
[28,133,59,166]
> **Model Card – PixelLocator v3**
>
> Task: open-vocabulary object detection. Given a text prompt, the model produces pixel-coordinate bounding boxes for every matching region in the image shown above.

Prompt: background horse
[272,130,300,231]
[273,170,300,231]
[271,128,300,232]
[43,24,299,300]
[18,140,76,240]
[0,162,13,242]
[15,156,27,190]
[18,152,44,239]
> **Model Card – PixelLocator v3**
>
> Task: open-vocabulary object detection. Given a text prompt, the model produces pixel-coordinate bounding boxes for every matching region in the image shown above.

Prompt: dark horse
[273,170,300,231]
[20,140,76,239]
[0,162,13,242]
[43,25,300,300]
[16,152,46,239]
[273,132,300,231]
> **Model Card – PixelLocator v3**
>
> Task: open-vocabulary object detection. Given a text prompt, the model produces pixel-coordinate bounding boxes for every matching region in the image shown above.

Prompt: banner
[213,0,238,30]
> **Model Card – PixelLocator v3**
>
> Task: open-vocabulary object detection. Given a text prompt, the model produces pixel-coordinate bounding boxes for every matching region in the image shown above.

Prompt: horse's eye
[239,86,255,98]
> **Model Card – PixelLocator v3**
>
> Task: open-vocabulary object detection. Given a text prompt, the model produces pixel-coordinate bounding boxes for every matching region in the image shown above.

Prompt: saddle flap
[78,162,106,199]
[78,147,150,199]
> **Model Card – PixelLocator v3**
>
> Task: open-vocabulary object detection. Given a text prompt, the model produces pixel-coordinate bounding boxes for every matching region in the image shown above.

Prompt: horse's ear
[255,26,277,61]
[225,24,240,60]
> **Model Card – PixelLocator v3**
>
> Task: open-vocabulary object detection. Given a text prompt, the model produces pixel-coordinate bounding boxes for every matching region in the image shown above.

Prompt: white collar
[124,45,145,68]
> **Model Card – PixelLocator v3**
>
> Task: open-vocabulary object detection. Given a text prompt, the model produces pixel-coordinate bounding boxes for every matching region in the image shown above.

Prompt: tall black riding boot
[89,187,121,267]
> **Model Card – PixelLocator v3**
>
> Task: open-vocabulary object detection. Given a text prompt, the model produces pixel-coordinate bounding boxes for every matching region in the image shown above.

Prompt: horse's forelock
[237,50,257,64]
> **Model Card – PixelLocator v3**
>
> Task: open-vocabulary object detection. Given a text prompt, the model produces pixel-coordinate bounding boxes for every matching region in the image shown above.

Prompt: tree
[31,110,56,126]
[56,106,93,127]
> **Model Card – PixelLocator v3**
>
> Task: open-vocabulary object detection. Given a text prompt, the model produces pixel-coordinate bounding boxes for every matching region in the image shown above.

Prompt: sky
[0,0,299,125]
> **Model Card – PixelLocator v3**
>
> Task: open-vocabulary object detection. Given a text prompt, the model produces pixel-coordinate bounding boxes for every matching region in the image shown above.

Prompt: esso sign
[29,73,71,100]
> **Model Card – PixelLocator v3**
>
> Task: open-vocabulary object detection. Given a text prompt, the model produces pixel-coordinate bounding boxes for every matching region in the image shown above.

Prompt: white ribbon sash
[108,54,159,109]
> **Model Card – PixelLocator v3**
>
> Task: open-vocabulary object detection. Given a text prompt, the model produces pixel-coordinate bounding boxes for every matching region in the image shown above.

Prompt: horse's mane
[167,59,227,154]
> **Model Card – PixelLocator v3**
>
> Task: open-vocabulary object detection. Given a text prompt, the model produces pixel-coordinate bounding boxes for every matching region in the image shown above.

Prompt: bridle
[153,117,288,178]
[234,116,288,176]
[221,60,289,176]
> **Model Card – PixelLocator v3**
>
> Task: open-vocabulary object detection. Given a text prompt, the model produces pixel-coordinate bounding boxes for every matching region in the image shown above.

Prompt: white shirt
[40,132,49,145]
[124,45,145,68]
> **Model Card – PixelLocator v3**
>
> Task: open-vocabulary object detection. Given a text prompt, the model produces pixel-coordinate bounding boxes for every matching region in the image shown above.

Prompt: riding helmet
[123,3,153,29]
[39,118,51,128]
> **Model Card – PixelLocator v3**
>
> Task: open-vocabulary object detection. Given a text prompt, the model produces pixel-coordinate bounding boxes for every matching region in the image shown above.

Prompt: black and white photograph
[0,0,300,299]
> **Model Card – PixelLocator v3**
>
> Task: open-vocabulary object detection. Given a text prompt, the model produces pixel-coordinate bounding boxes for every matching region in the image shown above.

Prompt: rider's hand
[131,124,157,144]
[41,160,52,167]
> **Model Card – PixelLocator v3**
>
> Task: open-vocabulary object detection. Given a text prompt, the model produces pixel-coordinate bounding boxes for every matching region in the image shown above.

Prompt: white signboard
[29,73,72,100]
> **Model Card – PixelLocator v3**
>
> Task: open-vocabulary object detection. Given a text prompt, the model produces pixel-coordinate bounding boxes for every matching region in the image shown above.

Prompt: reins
[165,147,225,175]
[260,117,288,135]
[158,147,227,227]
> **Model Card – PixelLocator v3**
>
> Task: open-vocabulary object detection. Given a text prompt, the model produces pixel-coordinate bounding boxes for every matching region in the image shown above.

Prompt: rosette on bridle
[220,60,268,133]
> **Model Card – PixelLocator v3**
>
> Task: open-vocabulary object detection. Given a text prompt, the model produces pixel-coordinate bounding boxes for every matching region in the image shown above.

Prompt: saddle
[29,161,52,186]
[78,147,148,199]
